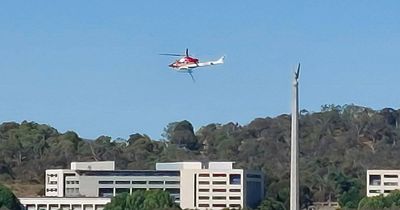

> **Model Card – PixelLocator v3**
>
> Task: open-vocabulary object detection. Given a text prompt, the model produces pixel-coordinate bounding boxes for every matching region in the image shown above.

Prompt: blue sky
[0,1,399,140]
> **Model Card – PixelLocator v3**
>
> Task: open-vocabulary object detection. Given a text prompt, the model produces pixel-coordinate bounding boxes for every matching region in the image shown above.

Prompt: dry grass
[3,181,43,197]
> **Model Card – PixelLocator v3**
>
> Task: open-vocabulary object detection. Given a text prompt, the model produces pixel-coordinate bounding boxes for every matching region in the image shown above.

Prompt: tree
[332,172,363,209]
[3,105,400,208]
[0,184,22,210]
[104,190,180,210]
[163,121,199,150]
[257,197,285,210]
[358,190,400,210]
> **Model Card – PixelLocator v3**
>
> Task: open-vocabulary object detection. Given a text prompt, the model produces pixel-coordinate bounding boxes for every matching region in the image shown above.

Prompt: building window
[213,173,227,177]
[148,187,163,190]
[171,194,180,201]
[199,189,209,192]
[165,188,180,194]
[198,174,209,177]
[68,188,79,193]
[384,190,393,193]
[165,181,180,185]
[384,175,398,178]
[369,190,381,193]
[369,175,381,186]
[80,171,180,177]
[199,196,209,200]
[229,196,241,200]
[230,204,241,208]
[71,188,79,194]
[99,181,114,184]
[213,188,226,192]
[46,188,57,192]
[247,174,261,179]
[132,188,146,191]
[116,188,130,194]
[116,181,130,184]
[98,188,113,197]
[67,181,78,184]
[70,181,78,184]
[230,174,241,185]
[47,175,57,184]
[149,181,164,185]
[213,204,227,208]
[384,182,398,186]
[198,204,209,207]
[230,188,241,192]
[212,181,226,185]
[132,181,146,184]
[199,181,209,185]
[212,196,226,200]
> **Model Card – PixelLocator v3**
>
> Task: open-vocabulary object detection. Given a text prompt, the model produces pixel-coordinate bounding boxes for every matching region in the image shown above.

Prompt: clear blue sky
[0,1,399,140]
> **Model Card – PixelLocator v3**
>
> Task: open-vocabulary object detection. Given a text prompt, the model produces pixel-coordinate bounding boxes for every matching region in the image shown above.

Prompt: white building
[367,170,400,197]
[20,197,110,210]
[20,161,264,210]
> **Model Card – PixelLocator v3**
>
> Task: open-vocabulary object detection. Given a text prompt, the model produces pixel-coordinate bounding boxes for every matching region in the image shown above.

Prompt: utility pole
[290,63,300,210]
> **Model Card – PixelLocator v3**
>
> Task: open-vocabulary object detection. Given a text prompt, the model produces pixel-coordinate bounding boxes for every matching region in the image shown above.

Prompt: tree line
[1,104,400,209]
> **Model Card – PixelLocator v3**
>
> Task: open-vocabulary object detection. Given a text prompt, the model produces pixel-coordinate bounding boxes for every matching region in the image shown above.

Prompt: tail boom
[197,56,225,67]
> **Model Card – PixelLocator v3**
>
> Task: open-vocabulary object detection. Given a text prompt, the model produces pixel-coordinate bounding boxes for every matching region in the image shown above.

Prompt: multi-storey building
[367,170,400,197]
[156,161,264,209]
[20,161,264,210]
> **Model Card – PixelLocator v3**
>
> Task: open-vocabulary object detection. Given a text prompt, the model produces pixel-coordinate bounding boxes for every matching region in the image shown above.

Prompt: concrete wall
[156,162,202,170]
[45,169,75,197]
[71,161,114,171]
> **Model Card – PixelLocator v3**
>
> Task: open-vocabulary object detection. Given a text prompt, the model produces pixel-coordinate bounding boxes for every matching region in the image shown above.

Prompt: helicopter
[160,48,225,81]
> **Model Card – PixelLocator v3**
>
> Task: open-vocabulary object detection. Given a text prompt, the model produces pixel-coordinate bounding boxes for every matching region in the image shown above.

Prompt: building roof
[75,170,180,176]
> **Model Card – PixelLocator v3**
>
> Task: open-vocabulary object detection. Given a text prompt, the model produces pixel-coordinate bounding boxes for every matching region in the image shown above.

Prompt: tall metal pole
[290,63,300,210]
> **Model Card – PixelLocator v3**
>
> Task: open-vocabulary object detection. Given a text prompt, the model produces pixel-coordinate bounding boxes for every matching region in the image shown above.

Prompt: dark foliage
[1,104,400,209]
[103,190,180,210]
[358,190,400,210]
[0,184,22,210]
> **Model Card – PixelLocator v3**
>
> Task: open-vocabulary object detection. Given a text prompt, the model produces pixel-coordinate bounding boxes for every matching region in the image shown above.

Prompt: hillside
[1,104,400,209]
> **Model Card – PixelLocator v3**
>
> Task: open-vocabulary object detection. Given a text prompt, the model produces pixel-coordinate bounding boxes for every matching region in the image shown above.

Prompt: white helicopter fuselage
[173,56,225,72]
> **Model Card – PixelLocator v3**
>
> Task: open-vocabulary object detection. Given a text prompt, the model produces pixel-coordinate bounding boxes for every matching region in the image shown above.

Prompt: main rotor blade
[185,48,189,57]
[159,53,184,56]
